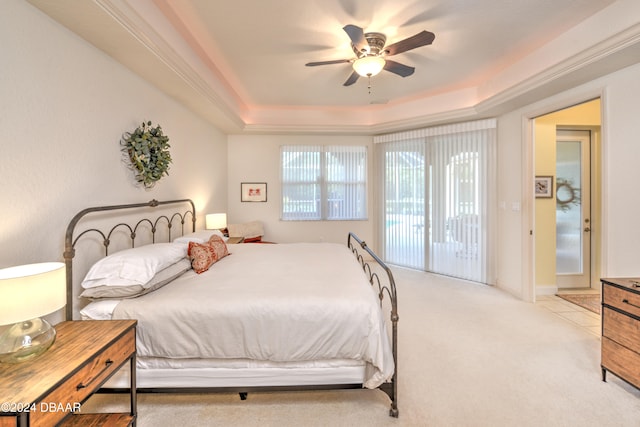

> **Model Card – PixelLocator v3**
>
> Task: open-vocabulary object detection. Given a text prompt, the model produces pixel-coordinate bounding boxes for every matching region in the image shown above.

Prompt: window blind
[281,145,367,220]
[375,119,496,284]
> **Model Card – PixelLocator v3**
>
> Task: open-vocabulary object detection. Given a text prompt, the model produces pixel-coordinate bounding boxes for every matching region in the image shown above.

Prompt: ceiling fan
[306,25,435,87]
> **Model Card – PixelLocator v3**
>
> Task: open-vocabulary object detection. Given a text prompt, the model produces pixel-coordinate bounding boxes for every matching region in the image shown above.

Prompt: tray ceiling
[27,0,640,133]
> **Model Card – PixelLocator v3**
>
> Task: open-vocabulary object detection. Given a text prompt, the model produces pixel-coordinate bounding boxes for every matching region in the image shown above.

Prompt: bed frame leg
[239,392,248,400]
[379,382,398,417]
[389,403,399,418]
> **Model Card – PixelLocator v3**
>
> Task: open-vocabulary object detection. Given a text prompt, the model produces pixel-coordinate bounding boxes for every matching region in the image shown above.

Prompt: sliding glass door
[382,140,426,269]
[376,120,496,284]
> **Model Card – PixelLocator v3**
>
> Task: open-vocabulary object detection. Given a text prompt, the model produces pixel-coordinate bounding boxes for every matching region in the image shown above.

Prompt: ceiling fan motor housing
[353,32,387,57]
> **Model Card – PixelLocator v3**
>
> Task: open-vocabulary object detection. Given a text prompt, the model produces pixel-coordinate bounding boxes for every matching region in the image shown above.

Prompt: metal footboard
[347,232,399,417]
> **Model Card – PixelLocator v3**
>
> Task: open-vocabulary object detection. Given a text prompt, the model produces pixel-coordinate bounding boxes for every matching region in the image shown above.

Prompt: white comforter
[112,242,394,388]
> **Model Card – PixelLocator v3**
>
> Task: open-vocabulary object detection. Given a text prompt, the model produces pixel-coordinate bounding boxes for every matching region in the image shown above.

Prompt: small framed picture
[535,176,553,198]
[241,182,267,202]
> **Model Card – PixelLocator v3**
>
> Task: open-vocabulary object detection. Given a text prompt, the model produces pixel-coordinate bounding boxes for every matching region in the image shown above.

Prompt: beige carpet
[84,268,640,426]
[556,293,601,314]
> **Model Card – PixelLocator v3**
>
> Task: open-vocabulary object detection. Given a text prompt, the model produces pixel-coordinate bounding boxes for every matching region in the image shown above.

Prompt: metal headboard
[63,199,196,320]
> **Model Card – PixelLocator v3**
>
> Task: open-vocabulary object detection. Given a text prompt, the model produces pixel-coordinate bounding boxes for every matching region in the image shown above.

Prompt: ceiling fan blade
[383,60,415,77]
[306,59,352,66]
[383,30,435,56]
[343,71,360,86]
[343,24,369,53]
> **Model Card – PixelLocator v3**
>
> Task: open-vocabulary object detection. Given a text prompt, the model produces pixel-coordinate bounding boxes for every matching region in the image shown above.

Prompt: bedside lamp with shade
[0,262,66,363]
[205,213,227,230]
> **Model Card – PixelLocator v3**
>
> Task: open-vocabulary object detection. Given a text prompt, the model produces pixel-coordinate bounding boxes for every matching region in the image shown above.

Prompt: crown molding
[476,22,640,115]
[369,107,483,135]
[94,0,247,132]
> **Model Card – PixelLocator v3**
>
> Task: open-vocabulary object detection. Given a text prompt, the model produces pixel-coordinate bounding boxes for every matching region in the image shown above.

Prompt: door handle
[584,227,591,232]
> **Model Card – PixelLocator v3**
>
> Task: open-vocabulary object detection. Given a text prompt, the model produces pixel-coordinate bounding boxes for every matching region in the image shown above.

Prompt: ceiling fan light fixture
[352,56,386,77]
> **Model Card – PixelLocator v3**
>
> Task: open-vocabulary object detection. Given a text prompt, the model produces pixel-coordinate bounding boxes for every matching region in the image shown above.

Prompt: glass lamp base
[0,318,56,363]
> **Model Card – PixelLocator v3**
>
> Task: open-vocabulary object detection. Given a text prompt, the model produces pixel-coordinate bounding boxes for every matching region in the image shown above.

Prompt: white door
[555,130,591,288]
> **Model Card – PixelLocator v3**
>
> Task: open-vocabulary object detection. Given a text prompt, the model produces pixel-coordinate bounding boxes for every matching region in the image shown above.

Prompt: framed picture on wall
[241,182,267,202]
[535,176,553,198]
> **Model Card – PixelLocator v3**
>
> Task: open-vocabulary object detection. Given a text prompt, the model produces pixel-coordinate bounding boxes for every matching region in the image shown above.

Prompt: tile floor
[536,293,601,337]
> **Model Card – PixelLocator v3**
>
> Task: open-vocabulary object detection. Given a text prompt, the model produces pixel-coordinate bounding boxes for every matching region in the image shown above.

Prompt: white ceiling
[27,0,640,134]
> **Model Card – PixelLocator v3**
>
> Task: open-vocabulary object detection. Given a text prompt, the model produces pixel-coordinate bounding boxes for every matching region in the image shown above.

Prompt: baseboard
[536,285,559,296]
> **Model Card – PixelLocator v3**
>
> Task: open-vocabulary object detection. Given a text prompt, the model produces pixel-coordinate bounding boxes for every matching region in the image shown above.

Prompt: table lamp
[205,213,227,230]
[0,262,66,363]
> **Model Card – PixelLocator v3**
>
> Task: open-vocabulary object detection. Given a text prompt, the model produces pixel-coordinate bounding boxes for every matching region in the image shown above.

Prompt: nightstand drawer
[603,282,640,318]
[603,307,640,354]
[602,336,640,389]
[30,328,135,427]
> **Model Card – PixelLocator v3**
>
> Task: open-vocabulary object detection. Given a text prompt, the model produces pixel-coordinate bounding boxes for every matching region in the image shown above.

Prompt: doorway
[532,98,601,296]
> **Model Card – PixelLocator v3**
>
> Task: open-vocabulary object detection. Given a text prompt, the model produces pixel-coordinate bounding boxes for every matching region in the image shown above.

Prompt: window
[281,145,367,220]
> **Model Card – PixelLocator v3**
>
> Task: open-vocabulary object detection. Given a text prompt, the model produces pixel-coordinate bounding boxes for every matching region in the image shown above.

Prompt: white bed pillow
[173,229,227,244]
[80,299,120,320]
[81,242,188,289]
[80,258,192,299]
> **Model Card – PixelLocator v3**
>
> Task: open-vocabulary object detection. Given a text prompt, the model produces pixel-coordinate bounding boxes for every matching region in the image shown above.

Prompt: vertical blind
[375,119,496,284]
[281,145,367,220]
[380,139,426,269]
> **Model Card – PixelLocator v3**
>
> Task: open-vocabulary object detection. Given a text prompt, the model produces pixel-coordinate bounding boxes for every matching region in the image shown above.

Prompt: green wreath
[121,121,172,189]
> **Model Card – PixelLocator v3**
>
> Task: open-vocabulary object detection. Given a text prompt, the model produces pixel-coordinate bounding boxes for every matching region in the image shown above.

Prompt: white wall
[496,111,527,298]
[601,64,640,275]
[496,61,640,299]
[0,0,227,271]
[227,134,375,246]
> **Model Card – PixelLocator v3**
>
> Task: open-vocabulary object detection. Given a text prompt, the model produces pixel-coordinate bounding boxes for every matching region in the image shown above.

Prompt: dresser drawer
[29,328,135,427]
[602,336,640,389]
[603,283,640,318]
[603,307,640,354]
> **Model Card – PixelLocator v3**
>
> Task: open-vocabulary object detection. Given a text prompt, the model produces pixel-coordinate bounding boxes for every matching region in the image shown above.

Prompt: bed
[64,199,399,417]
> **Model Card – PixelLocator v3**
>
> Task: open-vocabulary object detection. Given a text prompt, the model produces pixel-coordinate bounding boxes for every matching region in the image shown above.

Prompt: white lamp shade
[206,213,227,230]
[0,262,66,326]
[352,56,386,77]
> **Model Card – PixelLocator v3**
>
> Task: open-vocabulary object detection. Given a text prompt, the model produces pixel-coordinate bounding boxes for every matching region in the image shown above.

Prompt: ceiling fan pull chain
[368,75,372,94]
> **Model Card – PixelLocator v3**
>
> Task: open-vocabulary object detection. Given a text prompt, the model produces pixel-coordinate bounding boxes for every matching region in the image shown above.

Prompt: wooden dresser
[0,320,136,427]
[601,278,640,390]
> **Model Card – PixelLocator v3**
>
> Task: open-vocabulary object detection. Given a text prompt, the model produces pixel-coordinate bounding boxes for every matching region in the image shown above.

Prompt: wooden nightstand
[0,320,137,427]
[601,278,640,390]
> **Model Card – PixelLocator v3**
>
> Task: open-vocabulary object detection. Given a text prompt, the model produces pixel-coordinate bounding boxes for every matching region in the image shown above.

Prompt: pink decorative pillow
[207,234,229,260]
[187,235,229,274]
[188,242,216,274]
